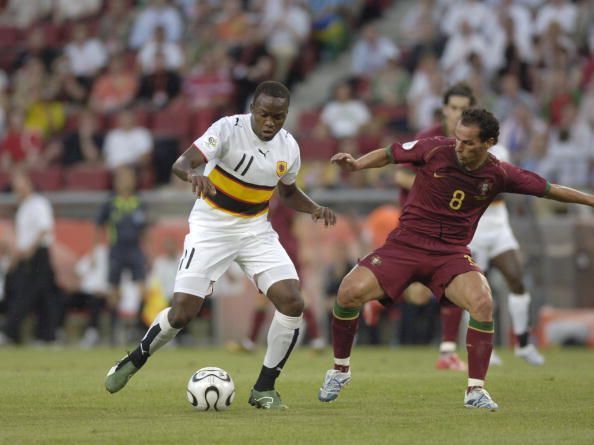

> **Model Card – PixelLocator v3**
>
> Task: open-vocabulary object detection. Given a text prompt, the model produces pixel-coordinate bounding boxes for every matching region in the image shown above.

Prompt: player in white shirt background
[468,143,544,366]
[105,81,336,409]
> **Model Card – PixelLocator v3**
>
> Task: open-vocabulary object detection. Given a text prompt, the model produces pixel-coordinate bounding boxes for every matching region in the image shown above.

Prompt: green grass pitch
[1,346,593,445]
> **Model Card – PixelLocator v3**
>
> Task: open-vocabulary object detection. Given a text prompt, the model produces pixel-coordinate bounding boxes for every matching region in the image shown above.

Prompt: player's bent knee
[336,279,367,308]
[267,280,304,316]
[170,293,204,328]
[469,293,493,321]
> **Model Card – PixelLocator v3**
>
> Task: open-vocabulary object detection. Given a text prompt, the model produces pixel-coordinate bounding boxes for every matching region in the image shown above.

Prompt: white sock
[508,292,530,335]
[140,308,181,356]
[263,311,302,370]
[439,341,457,353]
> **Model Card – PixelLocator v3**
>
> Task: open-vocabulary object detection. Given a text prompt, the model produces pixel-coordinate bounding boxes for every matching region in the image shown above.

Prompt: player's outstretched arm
[331,148,390,172]
[545,184,594,207]
[277,182,336,227]
[172,145,216,198]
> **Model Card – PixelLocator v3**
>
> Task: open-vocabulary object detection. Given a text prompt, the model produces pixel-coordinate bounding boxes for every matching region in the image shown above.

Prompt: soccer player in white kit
[105,81,336,409]
[468,144,544,365]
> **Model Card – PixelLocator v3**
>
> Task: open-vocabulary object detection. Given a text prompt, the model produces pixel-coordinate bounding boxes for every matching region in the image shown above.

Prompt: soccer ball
[186,367,235,411]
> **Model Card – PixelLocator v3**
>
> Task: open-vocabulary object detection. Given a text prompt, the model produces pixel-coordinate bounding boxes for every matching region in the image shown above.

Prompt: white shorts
[173,226,298,298]
[468,220,519,271]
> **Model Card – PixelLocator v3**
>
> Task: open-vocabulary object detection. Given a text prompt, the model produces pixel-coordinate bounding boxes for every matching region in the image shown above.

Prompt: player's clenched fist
[331,153,358,171]
[188,173,217,198]
[312,206,336,227]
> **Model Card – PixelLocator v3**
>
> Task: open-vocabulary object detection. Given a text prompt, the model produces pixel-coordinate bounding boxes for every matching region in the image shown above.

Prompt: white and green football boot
[248,388,288,410]
[105,354,139,394]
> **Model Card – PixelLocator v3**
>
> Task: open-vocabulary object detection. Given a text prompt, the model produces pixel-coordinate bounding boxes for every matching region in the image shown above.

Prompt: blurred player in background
[96,166,148,344]
[320,108,594,409]
[105,81,336,410]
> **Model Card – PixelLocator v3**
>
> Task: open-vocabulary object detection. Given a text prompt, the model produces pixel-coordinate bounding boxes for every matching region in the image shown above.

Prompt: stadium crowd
[0,0,593,347]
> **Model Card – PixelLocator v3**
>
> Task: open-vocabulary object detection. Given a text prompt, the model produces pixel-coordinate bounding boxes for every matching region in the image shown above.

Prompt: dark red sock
[466,326,493,382]
[248,309,267,343]
[303,307,321,340]
[332,316,359,372]
[441,306,463,343]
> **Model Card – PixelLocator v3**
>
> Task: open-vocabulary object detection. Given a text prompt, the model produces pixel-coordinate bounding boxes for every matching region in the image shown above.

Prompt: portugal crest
[276,161,288,176]
[475,180,493,200]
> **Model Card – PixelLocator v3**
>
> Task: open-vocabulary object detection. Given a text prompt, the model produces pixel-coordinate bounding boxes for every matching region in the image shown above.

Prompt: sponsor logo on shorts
[370,255,382,266]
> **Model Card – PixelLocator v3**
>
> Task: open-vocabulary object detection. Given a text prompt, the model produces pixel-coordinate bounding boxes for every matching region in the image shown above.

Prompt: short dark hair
[460,108,499,143]
[253,81,290,104]
[443,82,476,106]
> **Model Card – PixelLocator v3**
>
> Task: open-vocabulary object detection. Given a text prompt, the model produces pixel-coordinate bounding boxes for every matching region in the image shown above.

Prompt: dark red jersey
[398,123,446,206]
[387,136,549,247]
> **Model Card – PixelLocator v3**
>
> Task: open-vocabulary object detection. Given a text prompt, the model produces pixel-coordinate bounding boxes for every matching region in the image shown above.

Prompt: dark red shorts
[358,229,481,302]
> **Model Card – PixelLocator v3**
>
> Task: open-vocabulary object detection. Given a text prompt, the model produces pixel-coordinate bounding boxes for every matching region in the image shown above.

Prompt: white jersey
[478,144,511,230]
[470,144,519,269]
[188,114,301,233]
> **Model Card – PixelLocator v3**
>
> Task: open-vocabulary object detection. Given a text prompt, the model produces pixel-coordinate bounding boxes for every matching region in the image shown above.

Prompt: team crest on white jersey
[402,140,418,150]
[276,161,288,176]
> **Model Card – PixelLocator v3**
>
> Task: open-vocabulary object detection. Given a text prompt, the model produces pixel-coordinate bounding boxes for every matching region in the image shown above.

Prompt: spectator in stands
[90,54,139,114]
[103,109,153,170]
[129,0,184,50]
[215,0,251,47]
[12,27,59,73]
[1,170,59,345]
[138,53,182,109]
[96,167,148,344]
[309,1,350,61]
[0,0,52,29]
[58,110,104,167]
[229,22,275,112]
[493,72,535,121]
[315,80,371,140]
[0,110,43,171]
[99,0,135,56]
[11,58,47,112]
[367,57,410,107]
[185,23,219,69]
[538,104,591,187]
[440,0,492,37]
[52,0,101,24]
[542,68,579,127]
[46,55,89,104]
[184,46,233,111]
[407,70,443,132]
[23,83,66,142]
[351,23,399,78]
[138,26,185,75]
[403,17,445,73]
[440,19,492,79]
[64,23,108,89]
[534,0,578,38]
[262,0,311,83]
[499,101,547,165]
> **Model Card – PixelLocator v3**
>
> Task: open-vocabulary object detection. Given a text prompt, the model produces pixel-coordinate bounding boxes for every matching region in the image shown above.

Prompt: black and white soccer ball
[186,367,235,411]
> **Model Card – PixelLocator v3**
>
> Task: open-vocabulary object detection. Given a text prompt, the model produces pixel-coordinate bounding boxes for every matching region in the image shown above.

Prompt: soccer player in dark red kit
[319,108,594,409]
[364,82,475,371]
